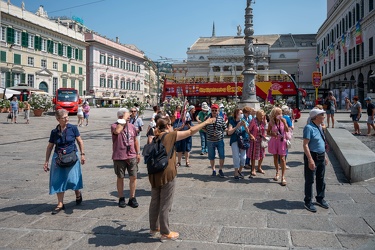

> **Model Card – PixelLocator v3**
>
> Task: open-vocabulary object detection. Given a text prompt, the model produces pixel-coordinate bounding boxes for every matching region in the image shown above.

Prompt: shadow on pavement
[253,199,302,214]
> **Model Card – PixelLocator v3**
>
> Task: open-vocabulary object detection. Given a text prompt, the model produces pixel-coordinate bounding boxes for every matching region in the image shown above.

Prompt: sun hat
[187,105,195,112]
[309,108,326,119]
[202,104,209,111]
[219,103,224,108]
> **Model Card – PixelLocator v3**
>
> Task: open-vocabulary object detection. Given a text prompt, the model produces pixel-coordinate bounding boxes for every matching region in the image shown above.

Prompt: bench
[326,128,375,183]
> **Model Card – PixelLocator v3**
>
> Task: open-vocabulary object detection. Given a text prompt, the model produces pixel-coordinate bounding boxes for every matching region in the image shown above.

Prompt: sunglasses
[131,111,137,112]
[211,109,218,112]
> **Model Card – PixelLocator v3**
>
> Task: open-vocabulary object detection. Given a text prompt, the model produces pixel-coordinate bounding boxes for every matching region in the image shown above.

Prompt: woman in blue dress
[43,109,86,214]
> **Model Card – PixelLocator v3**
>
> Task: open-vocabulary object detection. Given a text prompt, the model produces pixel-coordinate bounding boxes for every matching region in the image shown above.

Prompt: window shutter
[21,73,26,84]
[14,54,21,65]
[7,27,15,44]
[67,46,72,58]
[34,36,41,51]
[79,67,83,75]
[75,48,79,59]
[79,49,83,61]
[63,64,67,72]
[0,51,6,62]
[47,40,53,53]
[58,43,63,56]
[21,31,28,47]
[5,72,10,87]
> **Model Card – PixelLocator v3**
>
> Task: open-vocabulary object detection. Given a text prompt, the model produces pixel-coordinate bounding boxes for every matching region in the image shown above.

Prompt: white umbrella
[0,87,21,99]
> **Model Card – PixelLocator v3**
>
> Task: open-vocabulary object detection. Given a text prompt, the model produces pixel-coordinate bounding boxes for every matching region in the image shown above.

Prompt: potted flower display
[121,97,147,115]
[162,97,184,122]
[213,99,237,118]
[28,93,53,116]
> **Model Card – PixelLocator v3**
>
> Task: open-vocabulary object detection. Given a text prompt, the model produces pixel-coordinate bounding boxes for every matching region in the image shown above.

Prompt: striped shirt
[205,115,227,142]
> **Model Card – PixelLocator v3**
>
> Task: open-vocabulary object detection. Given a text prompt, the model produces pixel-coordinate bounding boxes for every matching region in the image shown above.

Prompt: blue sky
[9,0,327,61]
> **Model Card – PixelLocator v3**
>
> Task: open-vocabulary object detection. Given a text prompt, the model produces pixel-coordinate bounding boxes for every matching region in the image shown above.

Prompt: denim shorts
[326,109,335,115]
[207,140,225,160]
[350,114,361,121]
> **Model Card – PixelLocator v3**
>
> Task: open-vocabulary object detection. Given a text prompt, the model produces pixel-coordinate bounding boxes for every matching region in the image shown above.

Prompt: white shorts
[367,117,374,124]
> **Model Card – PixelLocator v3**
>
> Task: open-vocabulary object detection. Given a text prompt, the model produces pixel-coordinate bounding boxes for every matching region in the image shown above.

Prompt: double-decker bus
[162,69,306,118]
[53,88,82,114]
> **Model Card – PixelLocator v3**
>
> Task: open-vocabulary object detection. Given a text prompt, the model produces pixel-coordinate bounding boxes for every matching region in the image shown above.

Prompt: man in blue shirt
[303,108,329,213]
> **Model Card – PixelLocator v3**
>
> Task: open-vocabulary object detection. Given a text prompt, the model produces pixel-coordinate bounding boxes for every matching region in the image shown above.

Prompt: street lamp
[230,66,238,104]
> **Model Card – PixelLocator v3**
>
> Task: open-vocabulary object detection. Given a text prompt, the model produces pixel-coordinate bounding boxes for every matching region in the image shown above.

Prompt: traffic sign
[312,71,322,87]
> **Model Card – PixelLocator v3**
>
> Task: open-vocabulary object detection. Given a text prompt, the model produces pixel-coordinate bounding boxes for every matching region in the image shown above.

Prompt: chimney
[116,37,120,43]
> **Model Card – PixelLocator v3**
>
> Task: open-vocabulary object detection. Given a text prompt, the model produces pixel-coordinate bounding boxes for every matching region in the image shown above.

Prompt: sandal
[76,192,82,205]
[186,162,191,168]
[176,162,181,167]
[51,204,65,215]
[281,177,287,186]
[273,173,279,181]
[251,172,257,176]
[257,169,265,174]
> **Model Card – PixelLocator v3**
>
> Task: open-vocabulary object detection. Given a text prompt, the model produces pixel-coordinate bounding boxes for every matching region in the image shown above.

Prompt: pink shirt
[111,123,137,160]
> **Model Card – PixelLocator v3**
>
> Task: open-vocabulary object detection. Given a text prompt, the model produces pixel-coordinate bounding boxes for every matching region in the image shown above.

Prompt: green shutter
[5,72,10,87]
[79,67,82,75]
[63,64,67,72]
[21,73,26,84]
[79,49,83,61]
[71,79,75,88]
[75,48,79,59]
[0,51,6,62]
[34,36,41,51]
[79,80,83,95]
[21,31,28,47]
[71,65,75,73]
[14,54,21,65]
[67,46,72,58]
[47,40,53,53]
[58,43,63,56]
[6,27,14,44]
[62,79,67,88]
[104,78,106,88]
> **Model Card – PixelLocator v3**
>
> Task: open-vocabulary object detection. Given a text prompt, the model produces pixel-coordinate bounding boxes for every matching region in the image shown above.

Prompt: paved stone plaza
[0,108,374,249]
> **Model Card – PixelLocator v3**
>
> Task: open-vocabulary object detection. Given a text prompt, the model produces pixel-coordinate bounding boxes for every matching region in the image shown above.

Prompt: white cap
[219,103,224,108]
[309,108,325,119]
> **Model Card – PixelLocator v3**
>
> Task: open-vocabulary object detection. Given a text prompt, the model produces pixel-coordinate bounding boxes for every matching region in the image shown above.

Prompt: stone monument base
[238,100,260,110]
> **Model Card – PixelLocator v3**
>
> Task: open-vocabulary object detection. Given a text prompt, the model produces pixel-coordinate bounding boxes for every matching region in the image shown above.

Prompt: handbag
[261,136,270,148]
[237,135,250,149]
[55,150,78,168]
[286,139,292,149]
[7,113,13,119]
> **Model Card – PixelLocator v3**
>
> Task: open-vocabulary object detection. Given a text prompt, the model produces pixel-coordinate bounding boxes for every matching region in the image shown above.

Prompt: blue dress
[48,124,83,195]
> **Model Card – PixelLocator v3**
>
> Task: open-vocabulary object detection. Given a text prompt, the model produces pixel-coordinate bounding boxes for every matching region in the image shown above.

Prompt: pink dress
[268,121,288,156]
[247,118,266,160]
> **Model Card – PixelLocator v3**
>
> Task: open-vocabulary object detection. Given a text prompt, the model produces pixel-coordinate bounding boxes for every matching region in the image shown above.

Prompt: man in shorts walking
[111,108,140,208]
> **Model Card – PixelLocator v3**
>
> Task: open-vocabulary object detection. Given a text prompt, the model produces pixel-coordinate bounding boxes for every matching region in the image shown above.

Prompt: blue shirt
[228,117,248,146]
[303,122,325,154]
[49,123,80,154]
[10,100,18,111]
[283,115,293,127]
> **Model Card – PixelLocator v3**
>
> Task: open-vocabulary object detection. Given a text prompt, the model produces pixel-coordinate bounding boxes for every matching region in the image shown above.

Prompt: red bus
[162,69,306,117]
[53,88,82,114]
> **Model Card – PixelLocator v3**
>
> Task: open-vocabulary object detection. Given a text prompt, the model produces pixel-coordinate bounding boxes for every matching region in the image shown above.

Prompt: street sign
[312,71,322,87]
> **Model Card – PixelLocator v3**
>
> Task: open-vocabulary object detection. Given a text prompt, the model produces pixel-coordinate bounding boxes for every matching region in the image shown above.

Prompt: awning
[0,88,21,99]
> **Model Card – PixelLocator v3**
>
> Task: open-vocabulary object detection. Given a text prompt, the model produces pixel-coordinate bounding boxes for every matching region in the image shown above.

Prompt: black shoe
[200,152,204,155]
[128,197,139,208]
[238,171,244,179]
[51,204,65,215]
[316,199,329,209]
[76,192,82,205]
[218,170,225,178]
[304,203,317,213]
[118,197,126,208]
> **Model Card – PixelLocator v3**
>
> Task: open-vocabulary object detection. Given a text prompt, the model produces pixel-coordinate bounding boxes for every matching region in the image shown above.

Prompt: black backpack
[142,133,174,174]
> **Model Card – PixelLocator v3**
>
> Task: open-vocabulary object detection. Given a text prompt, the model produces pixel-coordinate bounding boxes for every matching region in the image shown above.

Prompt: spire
[212,22,216,37]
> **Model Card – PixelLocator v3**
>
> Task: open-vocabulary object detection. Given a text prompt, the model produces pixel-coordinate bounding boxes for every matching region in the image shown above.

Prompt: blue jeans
[199,131,208,153]
[207,140,225,160]
[304,152,326,204]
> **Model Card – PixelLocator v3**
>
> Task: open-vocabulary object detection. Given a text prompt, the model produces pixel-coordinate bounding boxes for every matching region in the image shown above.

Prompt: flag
[341,34,347,53]
[329,43,335,60]
[345,31,351,50]
[355,21,363,45]
[315,56,319,69]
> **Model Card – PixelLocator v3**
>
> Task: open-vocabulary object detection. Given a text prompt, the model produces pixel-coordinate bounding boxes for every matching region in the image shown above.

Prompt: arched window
[39,81,48,92]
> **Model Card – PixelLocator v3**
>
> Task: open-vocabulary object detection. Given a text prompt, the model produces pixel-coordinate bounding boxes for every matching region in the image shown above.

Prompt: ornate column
[238,0,260,110]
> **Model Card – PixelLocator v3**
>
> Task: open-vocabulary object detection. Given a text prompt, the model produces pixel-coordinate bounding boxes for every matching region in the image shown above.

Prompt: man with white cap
[365,97,375,136]
[302,108,329,213]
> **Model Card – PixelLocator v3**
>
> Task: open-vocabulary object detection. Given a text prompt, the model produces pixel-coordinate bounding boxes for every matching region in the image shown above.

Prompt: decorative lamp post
[238,0,260,110]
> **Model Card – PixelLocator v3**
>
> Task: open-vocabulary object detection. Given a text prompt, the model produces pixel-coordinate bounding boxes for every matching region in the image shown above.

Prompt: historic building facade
[170,33,317,95]
[0,3,86,96]
[85,33,146,106]
[317,0,375,107]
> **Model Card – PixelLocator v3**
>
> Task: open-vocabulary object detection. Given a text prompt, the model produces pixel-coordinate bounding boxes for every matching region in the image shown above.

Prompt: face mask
[240,114,244,119]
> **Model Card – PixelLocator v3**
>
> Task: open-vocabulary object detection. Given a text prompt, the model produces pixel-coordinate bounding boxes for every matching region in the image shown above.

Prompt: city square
[0,108,374,249]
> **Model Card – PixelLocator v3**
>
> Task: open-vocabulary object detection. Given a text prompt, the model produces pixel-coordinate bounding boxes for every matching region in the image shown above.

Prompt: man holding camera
[111,108,140,208]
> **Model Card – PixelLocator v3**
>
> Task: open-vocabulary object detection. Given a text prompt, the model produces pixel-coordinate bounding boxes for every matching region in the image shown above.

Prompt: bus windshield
[57,90,78,102]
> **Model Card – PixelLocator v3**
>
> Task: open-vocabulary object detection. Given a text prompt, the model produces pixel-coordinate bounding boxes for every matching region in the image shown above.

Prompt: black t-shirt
[367,102,375,116]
